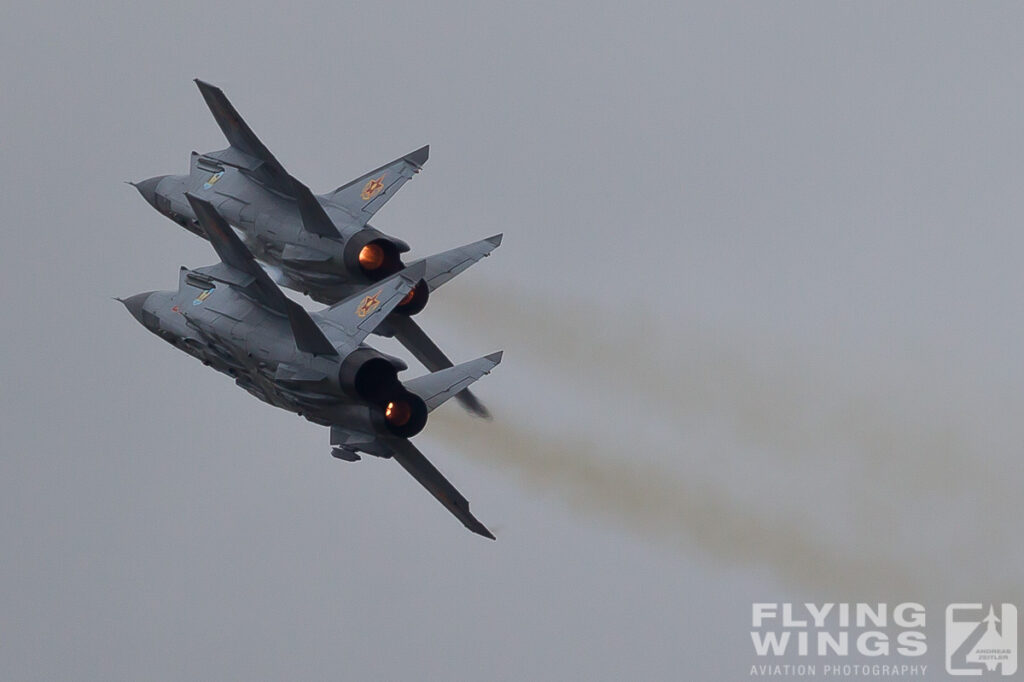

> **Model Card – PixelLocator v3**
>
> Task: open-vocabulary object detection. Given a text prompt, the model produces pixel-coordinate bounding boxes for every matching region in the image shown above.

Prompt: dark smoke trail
[423,283,1023,597]
[432,409,923,598]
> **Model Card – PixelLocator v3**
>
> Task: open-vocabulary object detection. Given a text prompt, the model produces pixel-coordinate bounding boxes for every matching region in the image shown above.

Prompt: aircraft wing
[194,79,295,196]
[186,193,338,357]
[384,436,495,539]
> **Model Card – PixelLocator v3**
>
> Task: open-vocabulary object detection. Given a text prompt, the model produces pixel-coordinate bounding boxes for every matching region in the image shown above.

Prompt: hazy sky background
[3,2,1023,680]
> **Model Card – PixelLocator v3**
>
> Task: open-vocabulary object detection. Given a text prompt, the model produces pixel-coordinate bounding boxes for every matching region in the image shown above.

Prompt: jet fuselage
[123,271,422,439]
[138,157,410,305]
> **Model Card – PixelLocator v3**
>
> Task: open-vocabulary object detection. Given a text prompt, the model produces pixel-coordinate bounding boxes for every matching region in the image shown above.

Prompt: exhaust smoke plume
[432,409,921,598]
[425,284,1022,598]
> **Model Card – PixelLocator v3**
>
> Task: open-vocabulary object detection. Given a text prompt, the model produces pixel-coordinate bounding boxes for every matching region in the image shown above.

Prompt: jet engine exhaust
[337,349,428,437]
[349,237,402,279]
[385,400,411,425]
[395,280,429,316]
[384,392,427,437]
[358,243,386,271]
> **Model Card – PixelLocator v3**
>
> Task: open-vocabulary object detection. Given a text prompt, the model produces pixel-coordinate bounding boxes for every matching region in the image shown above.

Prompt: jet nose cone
[119,291,155,325]
[131,175,167,210]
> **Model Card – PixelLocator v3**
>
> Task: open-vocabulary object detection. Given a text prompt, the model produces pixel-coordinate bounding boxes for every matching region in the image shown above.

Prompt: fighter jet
[121,194,500,538]
[132,79,499,417]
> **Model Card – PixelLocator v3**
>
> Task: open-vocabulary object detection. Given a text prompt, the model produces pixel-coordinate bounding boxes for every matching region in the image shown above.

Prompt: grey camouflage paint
[122,193,500,538]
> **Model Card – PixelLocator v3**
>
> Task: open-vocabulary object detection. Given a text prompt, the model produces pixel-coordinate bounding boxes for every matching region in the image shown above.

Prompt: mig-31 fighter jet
[121,194,501,538]
[132,79,499,417]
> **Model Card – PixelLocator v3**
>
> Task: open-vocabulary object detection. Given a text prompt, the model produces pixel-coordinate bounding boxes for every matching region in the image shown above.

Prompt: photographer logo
[945,604,1017,676]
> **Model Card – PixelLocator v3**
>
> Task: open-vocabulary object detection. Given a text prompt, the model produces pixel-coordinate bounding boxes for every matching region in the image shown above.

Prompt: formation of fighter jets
[122,79,502,538]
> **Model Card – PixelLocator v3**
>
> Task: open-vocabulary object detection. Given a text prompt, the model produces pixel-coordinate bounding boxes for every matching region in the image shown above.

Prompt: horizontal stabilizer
[387,316,490,418]
[415,234,502,293]
[325,145,429,226]
[405,352,502,413]
[315,261,425,347]
[385,436,494,539]
[186,193,338,356]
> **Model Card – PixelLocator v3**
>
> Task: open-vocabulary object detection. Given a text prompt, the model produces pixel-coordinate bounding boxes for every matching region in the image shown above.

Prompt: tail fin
[382,234,503,418]
[415,234,503,293]
[324,145,429,226]
[315,261,426,347]
[404,352,503,413]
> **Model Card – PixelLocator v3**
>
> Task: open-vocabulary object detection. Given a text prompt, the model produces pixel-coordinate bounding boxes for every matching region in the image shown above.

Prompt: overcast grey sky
[3,2,1023,680]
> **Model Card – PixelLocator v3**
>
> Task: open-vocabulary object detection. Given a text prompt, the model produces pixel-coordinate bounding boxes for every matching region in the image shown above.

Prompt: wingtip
[486,233,503,247]
[468,519,496,540]
[405,144,430,168]
[193,78,224,99]
[484,350,504,365]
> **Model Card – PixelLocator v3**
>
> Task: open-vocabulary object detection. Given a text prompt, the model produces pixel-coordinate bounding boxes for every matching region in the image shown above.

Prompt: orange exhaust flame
[358,244,385,270]
[385,400,412,427]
